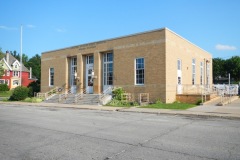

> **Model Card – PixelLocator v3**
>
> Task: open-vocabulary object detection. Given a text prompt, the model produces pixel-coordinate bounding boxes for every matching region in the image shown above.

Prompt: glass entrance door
[70,57,77,94]
[103,53,113,91]
[86,55,94,94]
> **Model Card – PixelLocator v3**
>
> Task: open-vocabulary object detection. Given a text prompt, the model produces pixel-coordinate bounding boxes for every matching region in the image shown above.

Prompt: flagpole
[20,25,22,86]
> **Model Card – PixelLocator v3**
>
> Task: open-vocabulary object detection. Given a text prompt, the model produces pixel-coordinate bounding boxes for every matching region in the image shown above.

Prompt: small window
[135,58,144,85]
[0,79,5,84]
[49,68,54,86]
[87,55,94,64]
[13,71,19,77]
[6,70,10,76]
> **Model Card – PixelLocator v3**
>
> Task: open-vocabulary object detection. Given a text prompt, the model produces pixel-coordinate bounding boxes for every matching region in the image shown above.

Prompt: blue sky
[0,0,239,59]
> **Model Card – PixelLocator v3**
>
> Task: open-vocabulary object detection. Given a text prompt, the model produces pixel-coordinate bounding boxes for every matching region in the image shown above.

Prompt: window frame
[49,68,54,86]
[135,57,145,85]
[103,53,113,86]
[0,79,5,84]
[200,62,203,85]
[13,71,19,77]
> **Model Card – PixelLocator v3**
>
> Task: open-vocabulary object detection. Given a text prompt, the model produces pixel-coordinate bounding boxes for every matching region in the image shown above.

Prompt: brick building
[0,51,36,89]
[41,28,212,103]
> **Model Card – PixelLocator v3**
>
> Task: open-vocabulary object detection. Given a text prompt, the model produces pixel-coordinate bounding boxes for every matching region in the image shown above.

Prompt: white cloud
[0,25,17,30]
[26,24,36,28]
[56,28,66,32]
[215,44,237,51]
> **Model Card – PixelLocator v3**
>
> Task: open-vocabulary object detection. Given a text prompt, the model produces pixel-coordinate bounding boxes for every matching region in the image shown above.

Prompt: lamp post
[20,25,23,86]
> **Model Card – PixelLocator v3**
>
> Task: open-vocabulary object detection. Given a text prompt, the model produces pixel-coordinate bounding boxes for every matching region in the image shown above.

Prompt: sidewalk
[0,97,240,119]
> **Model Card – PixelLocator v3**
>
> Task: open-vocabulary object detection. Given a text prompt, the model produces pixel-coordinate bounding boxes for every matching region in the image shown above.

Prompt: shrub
[112,88,124,100]
[28,80,40,97]
[10,86,29,101]
[112,87,125,100]
[0,84,9,91]
[23,97,43,103]
[106,99,138,107]
[155,98,163,104]
[196,99,203,105]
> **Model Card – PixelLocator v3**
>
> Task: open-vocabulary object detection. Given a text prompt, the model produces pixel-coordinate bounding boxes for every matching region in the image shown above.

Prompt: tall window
[103,53,113,86]
[177,59,182,85]
[200,62,203,85]
[192,59,196,85]
[206,63,210,85]
[49,68,54,86]
[135,58,144,85]
[177,59,181,71]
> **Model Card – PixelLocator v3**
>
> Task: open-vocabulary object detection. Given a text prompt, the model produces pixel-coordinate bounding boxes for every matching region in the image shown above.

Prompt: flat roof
[42,27,210,55]
[42,27,166,54]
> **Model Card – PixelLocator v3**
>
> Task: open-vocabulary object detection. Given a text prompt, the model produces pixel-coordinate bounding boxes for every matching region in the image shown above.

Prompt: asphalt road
[0,104,240,160]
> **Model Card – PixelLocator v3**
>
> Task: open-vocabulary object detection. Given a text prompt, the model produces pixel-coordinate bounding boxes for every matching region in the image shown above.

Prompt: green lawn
[0,91,12,97]
[140,102,196,110]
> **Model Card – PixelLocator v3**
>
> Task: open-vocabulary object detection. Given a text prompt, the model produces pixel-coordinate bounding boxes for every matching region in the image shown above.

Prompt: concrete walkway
[0,97,240,119]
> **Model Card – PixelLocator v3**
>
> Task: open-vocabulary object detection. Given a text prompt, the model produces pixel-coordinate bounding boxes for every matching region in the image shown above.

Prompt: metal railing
[177,84,220,95]
[217,84,239,105]
[36,87,59,100]
[98,86,114,104]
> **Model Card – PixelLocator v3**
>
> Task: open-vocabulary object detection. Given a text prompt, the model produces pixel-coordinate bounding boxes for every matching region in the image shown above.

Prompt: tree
[0,48,5,59]
[28,80,40,97]
[0,61,4,77]
[224,56,240,82]
[10,50,29,66]
[26,54,41,80]
[0,48,5,77]
[213,58,226,81]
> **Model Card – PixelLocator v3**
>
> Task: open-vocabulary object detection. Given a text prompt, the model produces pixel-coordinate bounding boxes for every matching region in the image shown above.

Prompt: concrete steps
[43,93,99,105]
[44,94,59,103]
[76,94,99,105]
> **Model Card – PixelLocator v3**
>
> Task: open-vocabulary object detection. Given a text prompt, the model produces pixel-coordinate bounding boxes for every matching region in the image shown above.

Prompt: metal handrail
[36,87,59,100]
[99,86,114,104]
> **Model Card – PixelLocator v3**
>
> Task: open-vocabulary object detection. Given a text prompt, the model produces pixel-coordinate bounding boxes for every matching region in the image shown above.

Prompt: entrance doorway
[70,57,77,94]
[86,55,94,94]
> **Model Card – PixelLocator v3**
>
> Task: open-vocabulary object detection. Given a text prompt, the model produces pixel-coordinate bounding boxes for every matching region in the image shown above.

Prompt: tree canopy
[0,48,5,77]
[213,56,240,83]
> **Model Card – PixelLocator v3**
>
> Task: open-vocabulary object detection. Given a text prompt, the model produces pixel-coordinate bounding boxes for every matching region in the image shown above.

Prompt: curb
[117,108,240,120]
[1,101,240,120]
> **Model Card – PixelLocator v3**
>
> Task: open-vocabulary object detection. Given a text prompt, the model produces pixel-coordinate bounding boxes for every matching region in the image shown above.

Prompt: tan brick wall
[165,29,212,103]
[41,28,212,103]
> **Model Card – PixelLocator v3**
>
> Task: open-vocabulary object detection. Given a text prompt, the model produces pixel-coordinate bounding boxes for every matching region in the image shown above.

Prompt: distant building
[41,28,212,103]
[0,51,36,89]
